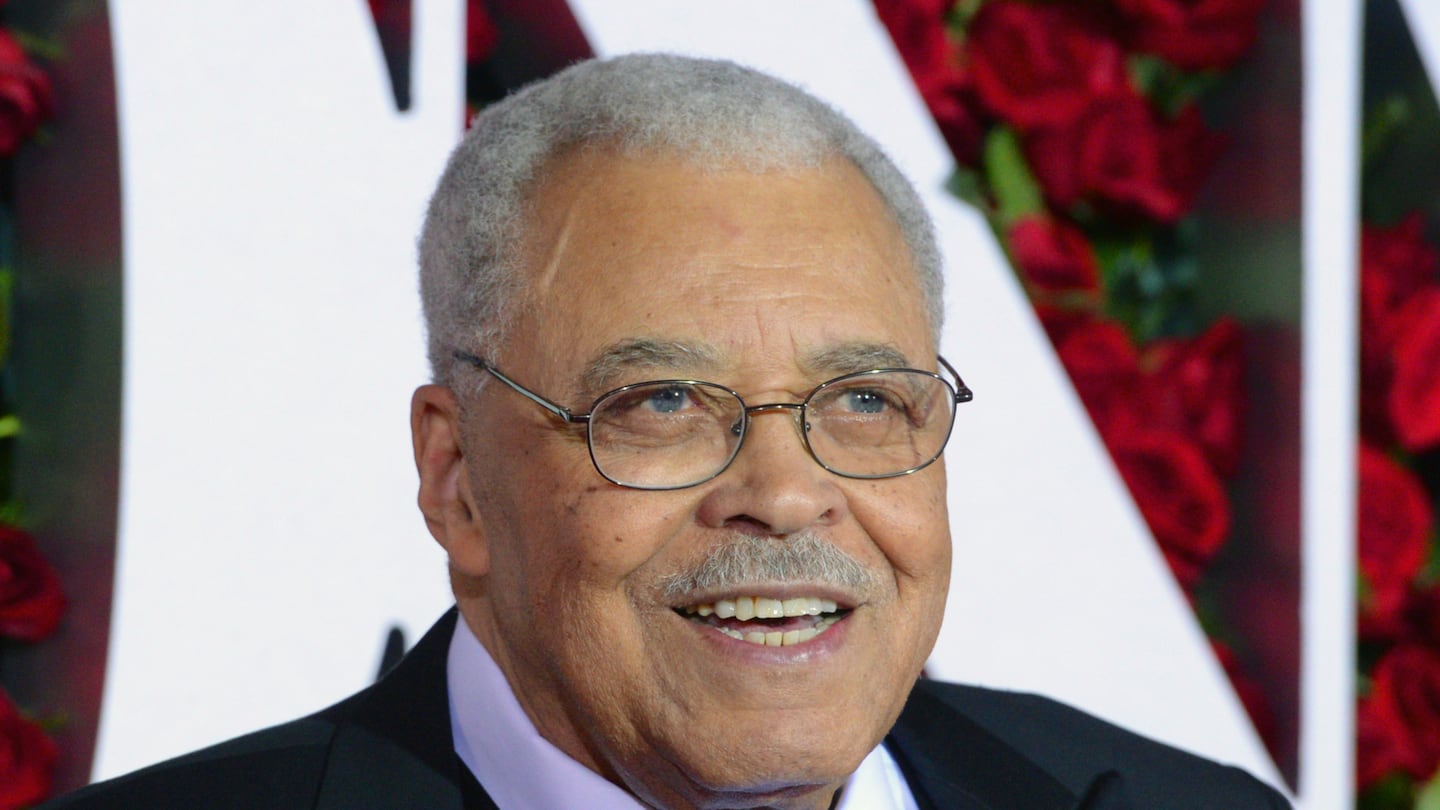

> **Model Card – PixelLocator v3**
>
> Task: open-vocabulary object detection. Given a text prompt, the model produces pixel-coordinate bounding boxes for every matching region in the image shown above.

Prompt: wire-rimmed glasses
[454,351,973,490]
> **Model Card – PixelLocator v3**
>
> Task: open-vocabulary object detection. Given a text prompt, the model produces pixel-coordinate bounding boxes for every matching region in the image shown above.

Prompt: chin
[636,726,870,810]
[635,769,847,810]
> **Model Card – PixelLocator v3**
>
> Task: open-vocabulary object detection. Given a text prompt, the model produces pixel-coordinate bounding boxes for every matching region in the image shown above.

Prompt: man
[45,55,1290,809]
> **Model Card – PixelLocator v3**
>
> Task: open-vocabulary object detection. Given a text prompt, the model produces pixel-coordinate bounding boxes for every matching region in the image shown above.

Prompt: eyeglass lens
[587,371,957,489]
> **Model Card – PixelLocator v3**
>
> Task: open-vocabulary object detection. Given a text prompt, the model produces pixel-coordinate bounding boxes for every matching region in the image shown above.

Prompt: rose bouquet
[0,10,62,810]
[1354,214,1440,810]
[874,0,1264,588]
[875,0,1274,750]
[0,525,64,810]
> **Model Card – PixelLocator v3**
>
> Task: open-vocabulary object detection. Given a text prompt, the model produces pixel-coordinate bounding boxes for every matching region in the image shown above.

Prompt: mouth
[673,596,851,647]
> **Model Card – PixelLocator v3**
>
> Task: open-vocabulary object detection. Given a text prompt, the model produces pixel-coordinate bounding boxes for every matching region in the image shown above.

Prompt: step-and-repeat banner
[32,1,1425,806]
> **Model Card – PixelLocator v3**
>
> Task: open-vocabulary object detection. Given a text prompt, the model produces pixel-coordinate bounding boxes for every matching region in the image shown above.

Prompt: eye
[640,385,694,414]
[840,388,891,414]
[601,383,715,420]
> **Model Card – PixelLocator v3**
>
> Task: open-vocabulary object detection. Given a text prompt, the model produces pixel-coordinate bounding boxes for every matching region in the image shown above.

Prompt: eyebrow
[800,343,913,376]
[578,338,724,394]
[576,339,917,397]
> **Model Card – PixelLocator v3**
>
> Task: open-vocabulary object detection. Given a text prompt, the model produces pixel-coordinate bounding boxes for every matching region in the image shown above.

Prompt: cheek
[515,481,695,603]
[854,471,952,581]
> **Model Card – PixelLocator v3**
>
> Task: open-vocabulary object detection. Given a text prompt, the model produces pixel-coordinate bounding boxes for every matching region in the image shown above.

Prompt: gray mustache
[657,533,879,599]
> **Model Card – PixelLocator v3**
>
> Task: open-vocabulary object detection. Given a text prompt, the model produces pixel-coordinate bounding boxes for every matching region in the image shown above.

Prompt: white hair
[419,53,943,383]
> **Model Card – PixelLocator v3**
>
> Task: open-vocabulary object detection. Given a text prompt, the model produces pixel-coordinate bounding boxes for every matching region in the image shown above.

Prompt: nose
[694,404,850,536]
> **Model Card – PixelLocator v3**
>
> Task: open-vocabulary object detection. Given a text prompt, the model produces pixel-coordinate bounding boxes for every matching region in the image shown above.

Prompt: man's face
[428,149,951,809]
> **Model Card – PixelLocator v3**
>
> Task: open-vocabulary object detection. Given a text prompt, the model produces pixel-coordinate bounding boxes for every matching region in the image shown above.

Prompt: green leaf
[1417,769,1440,810]
[0,415,20,440]
[949,0,984,28]
[983,126,1044,228]
[10,29,66,61]
[1362,94,1412,168]
[1127,55,1222,116]
[1358,773,1416,810]
[944,166,988,211]
[0,268,11,369]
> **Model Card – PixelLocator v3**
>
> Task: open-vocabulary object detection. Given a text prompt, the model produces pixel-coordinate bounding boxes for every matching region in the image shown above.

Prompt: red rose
[0,30,52,156]
[1403,587,1440,649]
[1113,0,1267,72]
[875,0,986,165]
[466,0,499,64]
[0,689,57,810]
[1109,429,1230,589]
[1055,317,1147,436]
[1147,318,1245,476]
[1157,104,1227,212]
[1364,645,1440,781]
[925,69,987,168]
[1006,215,1101,294]
[1362,214,1437,319]
[965,0,1127,131]
[1359,216,1438,443]
[1026,92,1220,224]
[1033,304,1094,347]
[0,526,65,642]
[1356,443,1433,638]
[1357,688,1407,789]
[1387,288,1440,452]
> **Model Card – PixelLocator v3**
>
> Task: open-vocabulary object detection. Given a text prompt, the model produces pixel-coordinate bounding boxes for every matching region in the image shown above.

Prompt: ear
[411,384,490,577]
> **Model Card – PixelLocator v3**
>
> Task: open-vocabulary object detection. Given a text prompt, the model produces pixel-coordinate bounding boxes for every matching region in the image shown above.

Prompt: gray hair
[419,53,943,384]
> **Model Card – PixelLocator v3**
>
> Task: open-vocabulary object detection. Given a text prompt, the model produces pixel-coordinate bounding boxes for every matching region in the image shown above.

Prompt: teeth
[753,598,783,619]
[697,615,842,647]
[687,596,832,619]
[783,597,817,616]
[679,596,846,647]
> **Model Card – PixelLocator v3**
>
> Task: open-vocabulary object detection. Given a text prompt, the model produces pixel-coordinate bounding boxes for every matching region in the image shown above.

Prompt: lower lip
[681,611,853,664]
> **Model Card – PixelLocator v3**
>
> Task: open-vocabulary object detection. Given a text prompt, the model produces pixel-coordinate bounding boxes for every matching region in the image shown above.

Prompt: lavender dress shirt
[446,617,918,809]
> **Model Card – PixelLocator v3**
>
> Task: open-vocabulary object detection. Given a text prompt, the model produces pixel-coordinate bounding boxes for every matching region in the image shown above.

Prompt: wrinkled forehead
[496,147,934,391]
[510,142,922,304]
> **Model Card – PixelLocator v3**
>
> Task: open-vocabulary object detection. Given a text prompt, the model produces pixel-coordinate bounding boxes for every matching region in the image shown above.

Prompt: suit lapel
[308,615,1125,810]
[885,682,1079,810]
[312,609,494,810]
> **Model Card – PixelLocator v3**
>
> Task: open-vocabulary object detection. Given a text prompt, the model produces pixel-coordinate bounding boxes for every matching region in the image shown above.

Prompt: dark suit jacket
[42,610,1291,809]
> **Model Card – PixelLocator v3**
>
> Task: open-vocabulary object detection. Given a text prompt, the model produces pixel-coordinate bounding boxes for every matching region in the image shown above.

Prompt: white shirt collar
[446,616,917,810]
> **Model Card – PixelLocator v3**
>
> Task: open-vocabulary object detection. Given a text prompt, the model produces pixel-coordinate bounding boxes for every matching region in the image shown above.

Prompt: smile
[675,596,849,647]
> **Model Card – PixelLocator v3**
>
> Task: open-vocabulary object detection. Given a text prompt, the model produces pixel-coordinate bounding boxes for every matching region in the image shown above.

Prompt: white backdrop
[95,1,1378,806]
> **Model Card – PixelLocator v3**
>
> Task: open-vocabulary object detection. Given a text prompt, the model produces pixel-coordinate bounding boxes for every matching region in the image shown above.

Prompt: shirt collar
[446,616,915,810]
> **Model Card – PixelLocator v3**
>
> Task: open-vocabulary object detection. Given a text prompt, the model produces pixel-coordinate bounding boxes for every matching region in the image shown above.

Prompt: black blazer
[42,610,1291,809]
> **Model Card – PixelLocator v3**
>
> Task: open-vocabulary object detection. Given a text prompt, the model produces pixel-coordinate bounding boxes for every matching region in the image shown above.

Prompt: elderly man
[45,55,1289,809]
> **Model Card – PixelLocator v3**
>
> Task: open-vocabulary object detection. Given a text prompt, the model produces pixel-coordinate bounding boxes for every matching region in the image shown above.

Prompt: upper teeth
[682,596,839,620]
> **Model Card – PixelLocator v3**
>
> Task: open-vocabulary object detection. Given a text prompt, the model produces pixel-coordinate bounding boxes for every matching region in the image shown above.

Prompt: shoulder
[902,680,1292,809]
[40,612,464,810]
[38,717,339,810]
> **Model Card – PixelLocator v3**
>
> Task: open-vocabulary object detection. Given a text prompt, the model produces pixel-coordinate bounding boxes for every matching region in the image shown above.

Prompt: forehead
[506,148,934,385]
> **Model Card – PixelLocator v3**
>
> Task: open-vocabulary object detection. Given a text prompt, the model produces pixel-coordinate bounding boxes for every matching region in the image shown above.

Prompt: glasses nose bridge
[742,400,807,424]
[738,400,811,448]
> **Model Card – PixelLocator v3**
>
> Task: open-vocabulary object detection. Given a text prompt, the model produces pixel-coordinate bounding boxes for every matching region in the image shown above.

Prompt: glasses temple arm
[937,355,974,404]
[452,351,589,423]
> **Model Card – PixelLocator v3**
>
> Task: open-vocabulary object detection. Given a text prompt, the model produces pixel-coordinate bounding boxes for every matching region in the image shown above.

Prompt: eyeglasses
[453,351,973,491]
